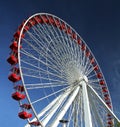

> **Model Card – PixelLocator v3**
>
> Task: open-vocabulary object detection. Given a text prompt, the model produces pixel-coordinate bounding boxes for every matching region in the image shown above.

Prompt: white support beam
[62,123,67,127]
[87,84,120,123]
[81,81,93,127]
[25,88,71,127]
[38,95,61,119]
[25,95,61,127]
[88,90,104,127]
[42,87,72,126]
[50,86,80,127]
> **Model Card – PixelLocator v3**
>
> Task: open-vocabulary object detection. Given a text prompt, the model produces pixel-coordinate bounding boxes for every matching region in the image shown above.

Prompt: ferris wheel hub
[83,75,88,83]
[72,75,88,87]
[78,75,88,83]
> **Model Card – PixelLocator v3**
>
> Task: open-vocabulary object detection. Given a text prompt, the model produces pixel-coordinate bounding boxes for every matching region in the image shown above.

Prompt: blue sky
[0,0,120,126]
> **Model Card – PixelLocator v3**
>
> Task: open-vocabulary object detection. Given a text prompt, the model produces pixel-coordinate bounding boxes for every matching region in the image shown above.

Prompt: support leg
[81,81,93,127]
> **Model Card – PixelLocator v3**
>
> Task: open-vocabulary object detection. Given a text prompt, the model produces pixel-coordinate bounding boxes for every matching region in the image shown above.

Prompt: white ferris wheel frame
[8,13,120,127]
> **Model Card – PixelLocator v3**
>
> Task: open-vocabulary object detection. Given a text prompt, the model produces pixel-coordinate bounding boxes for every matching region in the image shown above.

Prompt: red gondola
[10,41,18,50]
[11,67,20,73]
[41,15,49,24]
[8,73,21,82]
[49,16,55,25]
[60,22,66,30]
[20,104,31,110]
[29,18,37,26]
[72,32,77,40]
[106,102,112,109]
[77,38,82,45]
[7,54,18,65]
[14,30,25,39]
[29,121,41,126]
[97,73,102,79]
[99,80,105,85]
[90,57,95,64]
[18,111,32,119]
[67,26,72,35]
[107,113,111,117]
[9,41,22,51]
[34,16,42,23]
[94,65,99,71]
[14,85,24,92]
[102,87,108,93]
[86,51,91,57]
[12,92,25,101]
[107,120,113,125]
[104,96,110,101]
[24,25,30,32]
[104,94,109,98]
[54,18,60,27]
[81,43,86,51]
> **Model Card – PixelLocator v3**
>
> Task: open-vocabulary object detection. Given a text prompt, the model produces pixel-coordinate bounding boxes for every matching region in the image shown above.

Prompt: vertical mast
[80,76,93,127]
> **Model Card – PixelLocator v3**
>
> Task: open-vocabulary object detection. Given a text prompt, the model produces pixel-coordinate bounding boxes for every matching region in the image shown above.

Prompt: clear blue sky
[0,0,120,126]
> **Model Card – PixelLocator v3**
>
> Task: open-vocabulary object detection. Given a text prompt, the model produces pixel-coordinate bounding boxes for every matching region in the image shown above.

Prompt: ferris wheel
[7,13,120,127]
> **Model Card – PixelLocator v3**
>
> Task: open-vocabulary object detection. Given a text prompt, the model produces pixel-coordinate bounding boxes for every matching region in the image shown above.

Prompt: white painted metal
[25,94,61,127]
[25,87,72,127]
[62,123,67,127]
[41,87,73,126]
[18,14,44,127]
[16,13,120,127]
[81,80,93,127]
[88,89,104,127]
[88,84,120,123]
[50,86,80,127]
[37,94,61,119]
